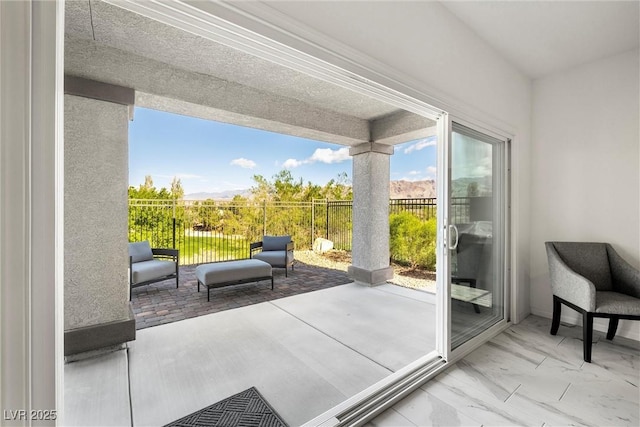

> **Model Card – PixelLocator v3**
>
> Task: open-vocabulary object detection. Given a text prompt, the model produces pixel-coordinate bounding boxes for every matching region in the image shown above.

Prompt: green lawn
[176,234,250,265]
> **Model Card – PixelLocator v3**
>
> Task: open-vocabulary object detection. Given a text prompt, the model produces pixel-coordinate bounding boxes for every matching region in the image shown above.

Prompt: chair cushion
[129,241,154,263]
[131,259,176,284]
[253,250,294,267]
[262,235,291,251]
[595,291,640,316]
[551,242,613,291]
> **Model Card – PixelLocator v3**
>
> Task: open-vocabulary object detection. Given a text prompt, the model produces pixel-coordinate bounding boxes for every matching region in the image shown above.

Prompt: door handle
[449,224,459,250]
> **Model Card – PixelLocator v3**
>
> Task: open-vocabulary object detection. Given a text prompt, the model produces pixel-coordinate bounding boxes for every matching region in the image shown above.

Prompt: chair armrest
[546,242,596,311]
[152,248,179,264]
[286,241,294,251]
[607,244,640,298]
[250,241,263,258]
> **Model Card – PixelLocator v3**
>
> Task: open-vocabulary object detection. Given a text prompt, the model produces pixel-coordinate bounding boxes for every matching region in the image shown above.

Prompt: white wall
[218,0,533,322]
[530,49,640,339]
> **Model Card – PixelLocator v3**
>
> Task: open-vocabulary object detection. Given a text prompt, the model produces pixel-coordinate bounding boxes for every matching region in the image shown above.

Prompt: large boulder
[312,238,334,253]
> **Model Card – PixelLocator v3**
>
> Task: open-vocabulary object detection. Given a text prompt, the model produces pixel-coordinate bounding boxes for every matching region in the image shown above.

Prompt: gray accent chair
[129,241,179,300]
[545,241,640,362]
[250,235,295,277]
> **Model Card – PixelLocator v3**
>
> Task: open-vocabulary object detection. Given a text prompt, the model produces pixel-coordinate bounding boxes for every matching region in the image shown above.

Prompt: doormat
[164,387,288,427]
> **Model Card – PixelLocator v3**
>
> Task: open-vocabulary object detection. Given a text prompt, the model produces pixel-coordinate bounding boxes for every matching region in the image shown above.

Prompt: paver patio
[131,261,352,329]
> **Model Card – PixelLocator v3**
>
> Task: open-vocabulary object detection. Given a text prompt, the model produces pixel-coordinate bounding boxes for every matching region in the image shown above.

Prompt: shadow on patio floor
[131,261,352,329]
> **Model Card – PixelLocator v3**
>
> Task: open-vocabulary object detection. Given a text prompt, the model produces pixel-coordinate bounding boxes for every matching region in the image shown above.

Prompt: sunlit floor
[64,282,436,426]
[369,315,640,427]
[64,284,639,427]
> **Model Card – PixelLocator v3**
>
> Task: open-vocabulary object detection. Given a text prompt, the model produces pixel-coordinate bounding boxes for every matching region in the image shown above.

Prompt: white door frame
[0,0,64,420]
[442,115,513,362]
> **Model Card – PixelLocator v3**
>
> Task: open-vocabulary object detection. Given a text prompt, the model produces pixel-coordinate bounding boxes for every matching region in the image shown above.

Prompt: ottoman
[195,259,273,301]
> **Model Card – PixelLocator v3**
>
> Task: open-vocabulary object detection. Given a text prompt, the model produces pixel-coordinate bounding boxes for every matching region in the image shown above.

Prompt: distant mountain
[451,176,492,197]
[390,177,492,199]
[390,180,436,199]
[185,177,490,201]
[184,189,251,200]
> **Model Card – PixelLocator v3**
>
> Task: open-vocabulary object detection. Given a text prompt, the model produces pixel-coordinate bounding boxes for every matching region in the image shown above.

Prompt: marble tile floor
[368,315,640,427]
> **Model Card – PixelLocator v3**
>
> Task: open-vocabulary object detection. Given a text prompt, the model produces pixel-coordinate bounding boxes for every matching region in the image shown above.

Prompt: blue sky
[129,107,437,195]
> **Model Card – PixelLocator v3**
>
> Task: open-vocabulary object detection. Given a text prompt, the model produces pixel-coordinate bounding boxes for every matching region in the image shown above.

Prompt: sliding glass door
[438,119,509,356]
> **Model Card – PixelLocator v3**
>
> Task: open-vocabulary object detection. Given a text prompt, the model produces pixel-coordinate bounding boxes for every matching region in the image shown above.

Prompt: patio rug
[164,387,288,427]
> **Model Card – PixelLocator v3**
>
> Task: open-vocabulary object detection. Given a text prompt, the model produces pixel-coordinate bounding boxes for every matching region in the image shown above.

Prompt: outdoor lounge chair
[129,240,179,300]
[250,235,295,277]
[545,241,640,362]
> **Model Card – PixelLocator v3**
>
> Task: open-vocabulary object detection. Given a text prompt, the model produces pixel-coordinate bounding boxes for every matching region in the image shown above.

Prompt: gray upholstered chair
[452,233,492,313]
[128,240,179,300]
[250,235,295,277]
[545,241,640,362]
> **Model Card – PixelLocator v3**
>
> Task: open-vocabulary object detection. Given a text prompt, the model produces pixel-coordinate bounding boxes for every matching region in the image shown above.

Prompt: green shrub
[389,212,437,270]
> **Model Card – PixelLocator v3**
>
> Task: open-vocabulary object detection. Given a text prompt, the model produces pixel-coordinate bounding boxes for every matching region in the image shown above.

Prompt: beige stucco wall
[64,94,130,330]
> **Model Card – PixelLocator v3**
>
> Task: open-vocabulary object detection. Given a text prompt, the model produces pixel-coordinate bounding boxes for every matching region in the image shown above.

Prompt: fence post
[311,199,315,248]
[262,199,267,236]
[325,198,329,240]
[172,198,176,249]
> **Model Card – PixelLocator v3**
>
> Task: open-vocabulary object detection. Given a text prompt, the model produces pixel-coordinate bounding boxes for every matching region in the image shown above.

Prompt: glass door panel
[449,122,506,349]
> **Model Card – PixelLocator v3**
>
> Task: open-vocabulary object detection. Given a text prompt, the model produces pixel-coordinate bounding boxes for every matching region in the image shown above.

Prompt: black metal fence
[129,198,470,265]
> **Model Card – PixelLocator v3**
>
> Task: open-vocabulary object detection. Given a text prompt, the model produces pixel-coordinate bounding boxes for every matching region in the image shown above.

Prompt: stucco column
[64,77,135,357]
[348,142,394,285]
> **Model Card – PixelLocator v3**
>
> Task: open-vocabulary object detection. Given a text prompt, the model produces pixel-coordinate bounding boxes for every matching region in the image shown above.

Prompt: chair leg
[285,266,288,278]
[606,316,619,340]
[469,278,480,313]
[583,312,594,363]
[550,295,561,335]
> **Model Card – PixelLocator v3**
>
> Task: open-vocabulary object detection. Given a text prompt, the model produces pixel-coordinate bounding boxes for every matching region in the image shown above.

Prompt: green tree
[171,177,184,200]
[128,175,184,249]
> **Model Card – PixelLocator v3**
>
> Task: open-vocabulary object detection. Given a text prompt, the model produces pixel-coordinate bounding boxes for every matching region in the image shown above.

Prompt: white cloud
[282,158,304,169]
[230,158,257,169]
[309,147,350,164]
[403,137,437,154]
[282,147,350,169]
[425,166,437,179]
[408,170,421,176]
[399,176,421,182]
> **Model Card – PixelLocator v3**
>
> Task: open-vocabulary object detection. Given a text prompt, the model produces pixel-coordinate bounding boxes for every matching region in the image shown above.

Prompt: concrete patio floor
[131,262,352,329]
[64,282,436,426]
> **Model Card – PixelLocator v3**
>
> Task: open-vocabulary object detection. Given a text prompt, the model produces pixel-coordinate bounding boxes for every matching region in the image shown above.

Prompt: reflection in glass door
[449,123,507,349]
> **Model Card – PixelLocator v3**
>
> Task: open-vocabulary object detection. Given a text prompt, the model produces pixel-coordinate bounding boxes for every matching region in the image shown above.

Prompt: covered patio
[65,280,437,426]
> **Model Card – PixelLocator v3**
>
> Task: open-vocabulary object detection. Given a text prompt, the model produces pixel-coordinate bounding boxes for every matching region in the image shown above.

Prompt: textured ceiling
[64,0,400,121]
